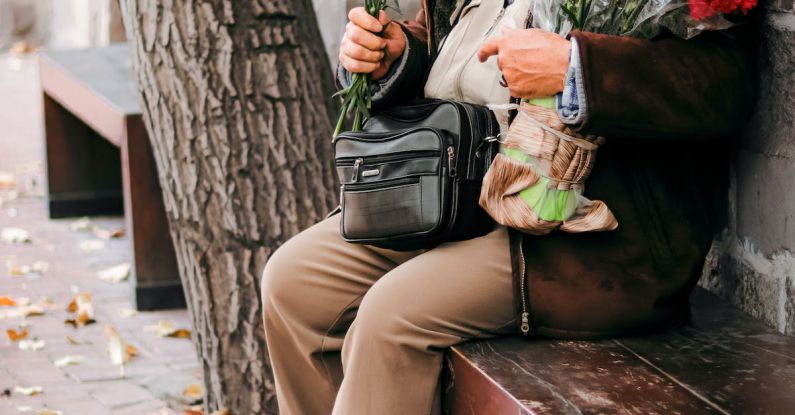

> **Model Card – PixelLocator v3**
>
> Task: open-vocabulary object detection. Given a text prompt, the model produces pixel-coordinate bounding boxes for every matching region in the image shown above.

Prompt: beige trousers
[260,215,515,415]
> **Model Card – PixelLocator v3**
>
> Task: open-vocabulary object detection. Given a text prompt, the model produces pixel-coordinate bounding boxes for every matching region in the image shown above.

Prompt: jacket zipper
[454,6,506,101]
[518,237,531,336]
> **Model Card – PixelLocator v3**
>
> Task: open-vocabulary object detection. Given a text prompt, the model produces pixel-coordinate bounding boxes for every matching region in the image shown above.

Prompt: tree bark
[119,1,339,413]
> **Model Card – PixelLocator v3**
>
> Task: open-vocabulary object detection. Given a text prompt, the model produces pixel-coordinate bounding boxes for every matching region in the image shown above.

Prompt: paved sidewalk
[0,53,200,414]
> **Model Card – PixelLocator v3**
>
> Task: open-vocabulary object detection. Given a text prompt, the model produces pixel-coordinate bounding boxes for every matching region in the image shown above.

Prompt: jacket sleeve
[337,9,431,109]
[568,29,755,141]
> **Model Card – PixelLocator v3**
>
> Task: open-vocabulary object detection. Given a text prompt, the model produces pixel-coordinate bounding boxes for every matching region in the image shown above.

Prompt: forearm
[564,29,755,141]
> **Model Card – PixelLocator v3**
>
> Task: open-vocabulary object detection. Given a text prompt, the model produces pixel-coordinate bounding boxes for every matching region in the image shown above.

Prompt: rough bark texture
[119,1,339,412]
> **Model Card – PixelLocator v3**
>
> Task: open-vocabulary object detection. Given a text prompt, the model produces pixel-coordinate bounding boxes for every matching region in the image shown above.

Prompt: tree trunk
[118,1,339,413]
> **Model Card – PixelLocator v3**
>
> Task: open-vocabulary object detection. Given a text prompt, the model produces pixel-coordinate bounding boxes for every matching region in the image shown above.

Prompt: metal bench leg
[43,93,124,218]
[121,116,185,310]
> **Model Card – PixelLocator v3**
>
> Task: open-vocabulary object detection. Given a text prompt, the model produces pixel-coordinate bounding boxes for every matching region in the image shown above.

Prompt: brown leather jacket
[380,0,755,339]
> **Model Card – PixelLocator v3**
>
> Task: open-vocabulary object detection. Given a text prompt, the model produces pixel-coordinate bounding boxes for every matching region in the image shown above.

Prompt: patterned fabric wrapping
[479,102,618,236]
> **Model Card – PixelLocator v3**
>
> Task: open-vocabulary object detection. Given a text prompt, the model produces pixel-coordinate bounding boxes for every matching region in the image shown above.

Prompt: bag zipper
[340,151,444,183]
[344,175,420,191]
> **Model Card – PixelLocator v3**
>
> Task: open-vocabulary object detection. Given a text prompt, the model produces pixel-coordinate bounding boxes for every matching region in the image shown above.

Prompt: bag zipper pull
[447,147,457,177]
[351,158,363,183]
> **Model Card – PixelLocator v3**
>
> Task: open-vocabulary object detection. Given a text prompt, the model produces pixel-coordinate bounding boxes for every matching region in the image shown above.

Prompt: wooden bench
[443,288,795,414]
[39,44,184,311]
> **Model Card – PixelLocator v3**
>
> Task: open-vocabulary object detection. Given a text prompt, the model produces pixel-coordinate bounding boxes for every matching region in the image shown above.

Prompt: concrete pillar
[701,1,795,336]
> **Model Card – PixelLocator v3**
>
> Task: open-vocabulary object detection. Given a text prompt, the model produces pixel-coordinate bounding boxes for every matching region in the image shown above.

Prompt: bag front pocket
[341,176,442,240]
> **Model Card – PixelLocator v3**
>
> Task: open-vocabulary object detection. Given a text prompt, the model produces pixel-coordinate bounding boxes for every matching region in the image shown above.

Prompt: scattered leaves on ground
[6,260,49,277]
[65,335,91,346]
[183,407,228,415]
[53,355,84,367]
[13,386,42,396]
[1,228,31,244]
[0,191,19,209]
[18,338,45,351]
[148,320,192,339]
[19,305,45,318]
[78,240,105,252]
[105,325,137,367]
[183,383,202,402]
[92,227,125,240]
[69,218,93,232]
[0,172,15,190]
[6,327,28,341]
[64,292,95,328]
[0,296,17,306]
[97,263,131,283]
[118,308,138,318]
[70,218,125,240]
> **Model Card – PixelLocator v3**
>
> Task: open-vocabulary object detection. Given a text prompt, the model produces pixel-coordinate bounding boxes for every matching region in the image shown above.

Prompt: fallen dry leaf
[69,217,93,232]
[53,355,84,367]
[150,320,192,339]
[105,325,136,366]
[183,383,202,401]
[118,308,138,318]
[1,228,31,244]
[6,327,28,342]
[36,409,62,415]
[0,296,17,306]
[65,336,91,346]
[92,227,125,240]
[7,261,49,277]
[19,305,44,318]
[0,172,15,190]
[182,408,228,415]
[183,407,203,415]
[78,240,105,252]
[97,263,131,283]
[64,293,94,327]
[18,338,45,351]
[13,386,42,396]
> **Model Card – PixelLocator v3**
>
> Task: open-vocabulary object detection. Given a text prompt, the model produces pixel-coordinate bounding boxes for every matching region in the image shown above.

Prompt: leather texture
[335,100,500,251]
[380,2,754,339]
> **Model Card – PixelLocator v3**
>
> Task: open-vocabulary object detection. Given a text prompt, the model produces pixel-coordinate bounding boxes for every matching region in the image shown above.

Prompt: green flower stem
[333,1,400,139]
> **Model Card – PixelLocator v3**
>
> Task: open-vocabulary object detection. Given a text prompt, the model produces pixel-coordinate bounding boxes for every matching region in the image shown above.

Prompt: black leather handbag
[334,100,501,251]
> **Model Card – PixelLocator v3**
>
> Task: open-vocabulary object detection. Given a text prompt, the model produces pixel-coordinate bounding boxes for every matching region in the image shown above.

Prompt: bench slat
[444,289,795,414]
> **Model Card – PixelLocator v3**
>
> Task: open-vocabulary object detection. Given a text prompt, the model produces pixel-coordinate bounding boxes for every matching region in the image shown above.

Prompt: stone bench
[442,288,795,414]
[39,44,184,311]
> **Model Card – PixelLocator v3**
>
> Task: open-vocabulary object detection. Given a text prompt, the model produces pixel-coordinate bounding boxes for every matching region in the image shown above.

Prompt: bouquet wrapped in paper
[480,0,757,236]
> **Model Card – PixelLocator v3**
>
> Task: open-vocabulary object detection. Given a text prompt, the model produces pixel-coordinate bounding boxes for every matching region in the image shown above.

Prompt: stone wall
[700,1,795,336]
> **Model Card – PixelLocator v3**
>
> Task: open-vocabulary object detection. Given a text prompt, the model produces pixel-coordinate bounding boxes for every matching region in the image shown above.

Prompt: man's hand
[478,28,571,99]
[340,8,407,80]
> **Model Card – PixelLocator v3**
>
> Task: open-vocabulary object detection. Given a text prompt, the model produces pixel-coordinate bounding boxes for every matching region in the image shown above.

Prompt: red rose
[689,0,758,21]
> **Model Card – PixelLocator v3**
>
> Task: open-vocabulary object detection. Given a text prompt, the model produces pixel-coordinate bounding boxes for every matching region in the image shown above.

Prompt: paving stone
[39,398,109,414]
[89,380,157,409]
[59,358,126,383]
[109,399,169,415]
[0,52,198,414]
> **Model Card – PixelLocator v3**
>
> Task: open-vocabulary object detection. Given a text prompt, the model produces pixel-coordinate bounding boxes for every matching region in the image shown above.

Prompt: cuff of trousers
[336,30,412,102]
[557,37,587,127]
